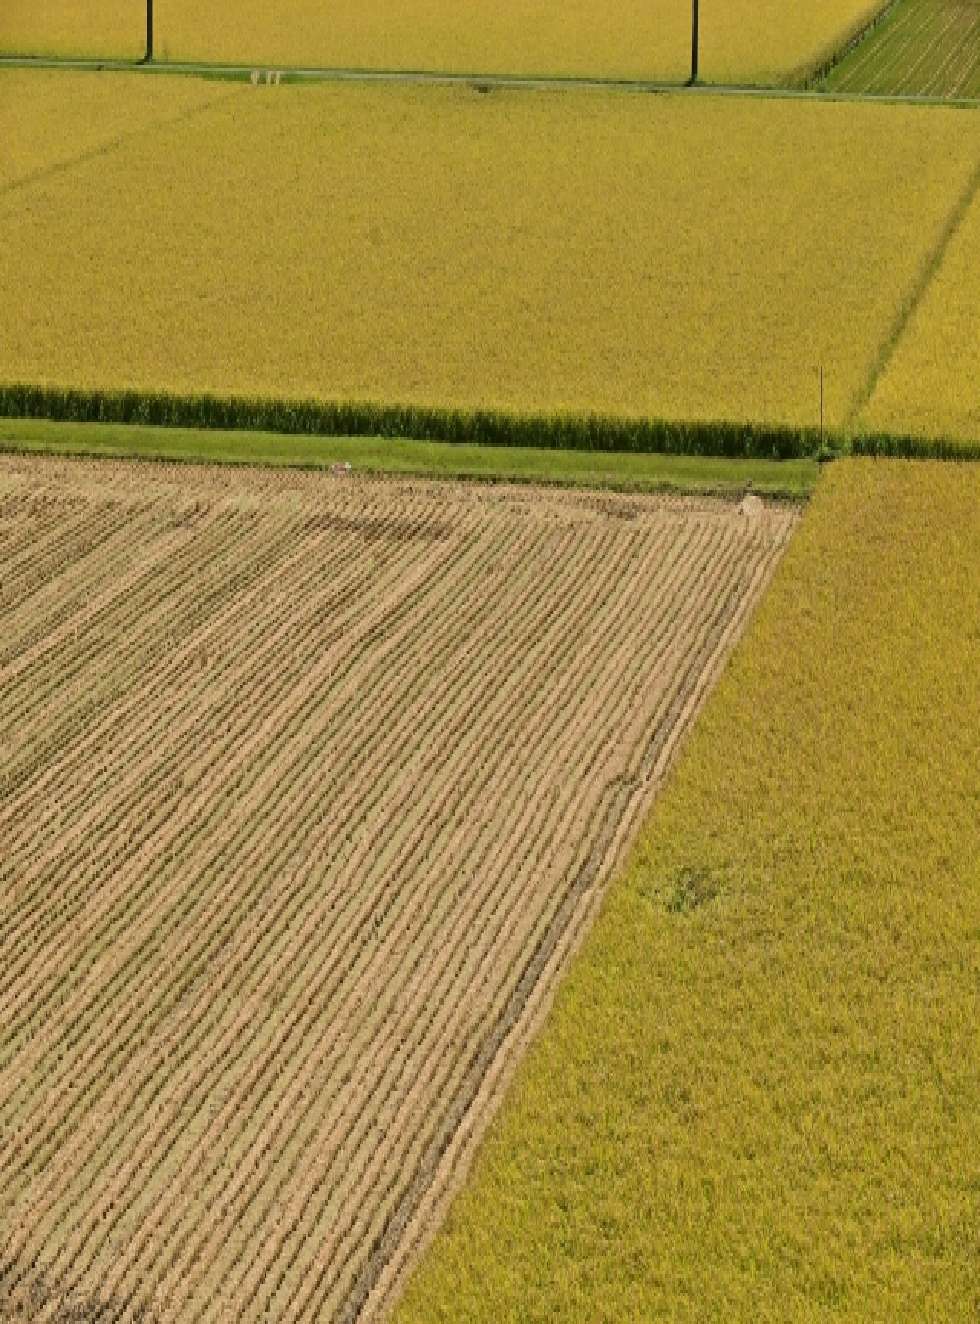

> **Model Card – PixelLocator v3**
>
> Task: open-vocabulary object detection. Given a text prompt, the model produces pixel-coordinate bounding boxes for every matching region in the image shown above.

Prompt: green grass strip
[394,458,980,1324]
[0,419,818,499]
[2,384,974,464]
[0,383,825,461]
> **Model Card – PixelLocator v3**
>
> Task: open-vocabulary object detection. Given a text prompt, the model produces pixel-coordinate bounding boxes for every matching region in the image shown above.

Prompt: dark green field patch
[825,0,980,97]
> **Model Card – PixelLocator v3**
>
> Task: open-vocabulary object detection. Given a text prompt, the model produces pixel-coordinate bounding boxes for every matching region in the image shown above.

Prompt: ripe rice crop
[861,170,980,445]
[1,75,977,437]
[394,458,980,1323]
[1,0,884,83]
[824,0,980,98]
[0,455,798,1323]
[0,73,230,194]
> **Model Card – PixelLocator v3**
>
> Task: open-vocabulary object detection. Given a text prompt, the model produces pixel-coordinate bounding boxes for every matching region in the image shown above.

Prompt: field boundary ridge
[0,384,819,460]
[1,384,977,462]
[1,54,979,108]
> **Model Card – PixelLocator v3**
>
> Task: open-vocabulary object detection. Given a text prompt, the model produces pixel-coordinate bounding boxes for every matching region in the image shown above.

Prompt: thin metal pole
[690,0,699,84]
[146,0,154,62]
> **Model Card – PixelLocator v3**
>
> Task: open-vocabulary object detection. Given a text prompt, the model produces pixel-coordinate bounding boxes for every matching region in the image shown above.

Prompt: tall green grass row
[851,431,980,461]
[1,384,974,461]
[0,384,821,460]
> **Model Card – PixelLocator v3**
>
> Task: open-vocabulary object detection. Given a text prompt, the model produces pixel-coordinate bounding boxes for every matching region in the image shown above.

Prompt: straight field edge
[2,384,977,462]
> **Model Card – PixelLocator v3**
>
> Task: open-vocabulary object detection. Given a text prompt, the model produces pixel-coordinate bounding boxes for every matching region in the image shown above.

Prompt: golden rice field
[0,0,884,82]
[1,74,977,439]
[395,459,980,1323]
[0,455,798,1324]
[861,165,980,445]
[0,71,223,193]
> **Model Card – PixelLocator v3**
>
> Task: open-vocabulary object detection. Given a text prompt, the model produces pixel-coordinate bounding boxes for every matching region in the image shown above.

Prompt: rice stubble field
[0,455,799,1322]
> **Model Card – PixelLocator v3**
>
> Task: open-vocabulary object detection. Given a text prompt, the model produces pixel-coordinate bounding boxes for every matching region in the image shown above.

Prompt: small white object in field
[274,71,282,86]
[330,462,353,477]
[740,493,764,519]
[250,70,260,86]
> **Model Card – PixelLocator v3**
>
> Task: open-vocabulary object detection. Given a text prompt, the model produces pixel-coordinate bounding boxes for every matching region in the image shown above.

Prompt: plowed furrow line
[32,513,574,1302]
[0,501,167,673]
[161,519,651,1313]
[0,521,452,1112]
[32,513,595,1302]
[0,508,345,898]
[0,506,370,874]
[326,534,782,1324]
[168,518,718,1319]
[0,503,247,721]
[0,520,333,995]
[289,522,750,1317]
[0,502,108,608]
[0,504,239,757]
[0,508,290,811]
[0,521,434,1090]
[0,513,490,1260]
[0,492,455,905]
[0,492,118,587]
[3,481,458,820]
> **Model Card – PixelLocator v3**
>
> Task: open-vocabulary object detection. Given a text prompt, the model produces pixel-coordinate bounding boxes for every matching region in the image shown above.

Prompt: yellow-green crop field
[861,169,980,445]
[1,73,978,443]
[0,72,225,192]
[395,458,980,1323]
[1,0,884,83]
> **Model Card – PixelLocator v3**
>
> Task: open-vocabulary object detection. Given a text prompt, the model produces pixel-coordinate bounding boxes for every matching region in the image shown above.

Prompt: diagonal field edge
[0,85,238,203]
[847,151,980,429]
[336,565,779,1324]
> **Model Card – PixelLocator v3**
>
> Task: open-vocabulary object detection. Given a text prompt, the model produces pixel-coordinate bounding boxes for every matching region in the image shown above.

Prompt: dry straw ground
[1,0,883,82]
[0,456,797,1323]
[1,75,977,439]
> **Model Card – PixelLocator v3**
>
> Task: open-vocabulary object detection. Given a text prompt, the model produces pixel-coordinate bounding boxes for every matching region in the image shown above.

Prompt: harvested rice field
[0,456,798,1323]
[0,0,883,83]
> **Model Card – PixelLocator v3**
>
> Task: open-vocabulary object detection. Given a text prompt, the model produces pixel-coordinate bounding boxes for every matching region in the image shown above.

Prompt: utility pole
[690,0,699,84]
[145,0,154,62]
